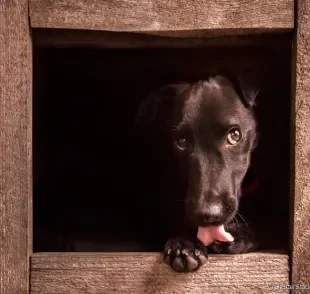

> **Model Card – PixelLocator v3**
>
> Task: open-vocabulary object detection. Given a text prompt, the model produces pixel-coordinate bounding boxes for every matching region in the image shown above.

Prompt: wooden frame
[0,0,32,293]
[291,0,310,288]
[1,0,310,293]
[29,0,294,33]
[30,252,289,293]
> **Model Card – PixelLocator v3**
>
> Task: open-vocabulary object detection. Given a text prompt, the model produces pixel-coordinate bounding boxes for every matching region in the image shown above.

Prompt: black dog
[131,75,260,272]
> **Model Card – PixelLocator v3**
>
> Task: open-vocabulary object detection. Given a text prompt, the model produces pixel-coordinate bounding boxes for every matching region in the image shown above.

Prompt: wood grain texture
[31,252,289,294]
[0,0,32,293]
[291,0,310,290]
[29,0,294,33]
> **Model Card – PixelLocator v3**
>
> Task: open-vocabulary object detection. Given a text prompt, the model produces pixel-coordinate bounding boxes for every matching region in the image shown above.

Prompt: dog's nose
[203,204,223,223]
[194,203,224,225]
[206,203,222,216]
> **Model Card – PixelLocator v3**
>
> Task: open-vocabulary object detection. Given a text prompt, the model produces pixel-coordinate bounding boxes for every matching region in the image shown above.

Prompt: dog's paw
[163,237,208,272]
[208,223,259,254]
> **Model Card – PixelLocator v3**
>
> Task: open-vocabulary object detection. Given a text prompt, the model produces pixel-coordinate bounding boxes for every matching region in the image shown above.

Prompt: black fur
[131,75,260,272]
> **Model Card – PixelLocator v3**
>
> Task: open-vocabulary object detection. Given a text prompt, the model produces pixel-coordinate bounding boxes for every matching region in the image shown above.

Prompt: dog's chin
[189,212,237,228]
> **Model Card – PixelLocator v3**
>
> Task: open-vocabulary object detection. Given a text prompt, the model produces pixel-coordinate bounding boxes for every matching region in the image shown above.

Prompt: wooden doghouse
[1,1,309,293]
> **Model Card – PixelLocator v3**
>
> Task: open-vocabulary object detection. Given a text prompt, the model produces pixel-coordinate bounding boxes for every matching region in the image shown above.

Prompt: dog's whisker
[236,213,250,232]
[233,216,240,231]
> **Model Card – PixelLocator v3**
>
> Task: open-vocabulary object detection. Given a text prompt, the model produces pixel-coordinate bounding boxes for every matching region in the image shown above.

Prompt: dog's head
[135,75,259,227]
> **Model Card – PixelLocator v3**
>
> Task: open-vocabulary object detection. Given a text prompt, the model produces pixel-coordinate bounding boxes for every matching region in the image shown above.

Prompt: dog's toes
[172,256,186,272]
[163,237,208,272]
[208,222,259,254]
[185,255,199,272]
[209,234,259,254]
[194,249,208,265]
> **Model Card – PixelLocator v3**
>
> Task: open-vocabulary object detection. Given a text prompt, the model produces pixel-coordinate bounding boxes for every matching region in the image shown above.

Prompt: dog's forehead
[182,79,247,125]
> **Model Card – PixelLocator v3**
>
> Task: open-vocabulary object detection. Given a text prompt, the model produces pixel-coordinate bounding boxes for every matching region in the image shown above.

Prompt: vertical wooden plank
[292,0,310,290]
[0,0,32,293]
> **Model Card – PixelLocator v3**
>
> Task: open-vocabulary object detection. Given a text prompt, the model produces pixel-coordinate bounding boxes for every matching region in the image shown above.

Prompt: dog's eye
[176,137,187,150]
[227,128,242,145]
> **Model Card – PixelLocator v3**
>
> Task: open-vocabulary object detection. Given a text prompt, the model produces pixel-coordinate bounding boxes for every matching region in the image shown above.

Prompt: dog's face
[135,75,258,227]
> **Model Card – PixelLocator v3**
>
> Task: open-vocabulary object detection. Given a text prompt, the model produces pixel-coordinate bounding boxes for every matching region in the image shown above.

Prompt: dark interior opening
[33,31,292,252]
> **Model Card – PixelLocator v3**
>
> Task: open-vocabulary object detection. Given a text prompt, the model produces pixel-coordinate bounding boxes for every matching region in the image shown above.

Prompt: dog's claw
[182,249,189,256]
[194,249,201,256]
[163,237,208,272]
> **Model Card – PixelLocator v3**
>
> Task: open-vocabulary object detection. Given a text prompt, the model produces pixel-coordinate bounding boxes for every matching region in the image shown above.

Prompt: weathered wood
[31,252,289,294]
[291,0,310,291]
[0,0,32,293]
[29,0,294,33]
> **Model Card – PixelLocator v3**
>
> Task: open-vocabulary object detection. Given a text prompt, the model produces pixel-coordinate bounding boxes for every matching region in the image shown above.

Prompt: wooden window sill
[31,251,289,293]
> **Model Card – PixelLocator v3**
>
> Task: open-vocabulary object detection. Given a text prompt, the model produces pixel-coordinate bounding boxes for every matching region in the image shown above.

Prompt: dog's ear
[134,84,189,127]
[216,72,260,108]
[228,72,261,109]
[236,77,260,108]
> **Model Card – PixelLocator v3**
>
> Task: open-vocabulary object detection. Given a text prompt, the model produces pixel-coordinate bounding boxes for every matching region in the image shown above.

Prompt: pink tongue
[197,225,234,246]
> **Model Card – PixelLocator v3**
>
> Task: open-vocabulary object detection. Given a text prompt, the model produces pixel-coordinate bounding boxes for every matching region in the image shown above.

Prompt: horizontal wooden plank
[31,252,289,293]
[29,0,294,34]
